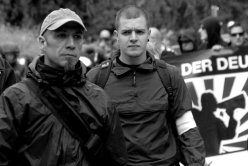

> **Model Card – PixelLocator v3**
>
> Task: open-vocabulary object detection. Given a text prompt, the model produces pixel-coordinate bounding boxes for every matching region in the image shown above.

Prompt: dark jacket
[0,56,16,94]
[87,51,205,166]
[0,56,127,166]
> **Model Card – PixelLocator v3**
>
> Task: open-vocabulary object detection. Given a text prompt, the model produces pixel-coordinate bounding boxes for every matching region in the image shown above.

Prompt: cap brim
[47,18,87,32]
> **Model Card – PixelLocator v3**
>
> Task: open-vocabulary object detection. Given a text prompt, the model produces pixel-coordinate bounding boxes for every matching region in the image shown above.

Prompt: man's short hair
[115,5,150,30]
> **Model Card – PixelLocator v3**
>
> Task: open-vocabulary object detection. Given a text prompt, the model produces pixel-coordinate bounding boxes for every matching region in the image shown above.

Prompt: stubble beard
[64,57,76,72]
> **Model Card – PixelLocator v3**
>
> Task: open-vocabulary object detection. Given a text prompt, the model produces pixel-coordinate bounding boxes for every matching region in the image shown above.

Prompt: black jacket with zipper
[0,55,127,166]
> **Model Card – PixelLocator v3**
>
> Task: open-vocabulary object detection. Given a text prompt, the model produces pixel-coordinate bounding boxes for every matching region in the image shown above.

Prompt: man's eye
[56,33,66,38]
[122,31,131,35]
[74,34,83,40]
[136,30,144,35]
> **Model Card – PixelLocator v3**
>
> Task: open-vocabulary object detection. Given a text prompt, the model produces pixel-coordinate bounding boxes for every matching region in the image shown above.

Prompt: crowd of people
[1,11,247,76]
[78,16,248,72]
[0,4,247,166]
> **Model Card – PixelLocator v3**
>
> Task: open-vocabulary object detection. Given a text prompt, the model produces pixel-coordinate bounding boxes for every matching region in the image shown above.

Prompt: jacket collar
[26,55,86,86]
[111,50,157,77]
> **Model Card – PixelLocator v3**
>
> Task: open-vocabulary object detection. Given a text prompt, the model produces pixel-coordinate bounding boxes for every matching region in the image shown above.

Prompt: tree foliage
[0,0,247,37]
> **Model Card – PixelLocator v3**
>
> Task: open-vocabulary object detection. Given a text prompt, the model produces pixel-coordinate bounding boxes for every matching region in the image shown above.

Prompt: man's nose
[66,36,76,49]
[130,31,137,41]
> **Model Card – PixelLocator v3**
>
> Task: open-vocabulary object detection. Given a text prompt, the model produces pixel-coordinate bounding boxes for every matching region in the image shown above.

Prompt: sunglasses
[230,32,244,37]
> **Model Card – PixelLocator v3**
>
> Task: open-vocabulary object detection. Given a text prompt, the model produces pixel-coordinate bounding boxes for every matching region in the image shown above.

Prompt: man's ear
[114,30,118,41]
[38,36,47,50]
[148,28,151,40]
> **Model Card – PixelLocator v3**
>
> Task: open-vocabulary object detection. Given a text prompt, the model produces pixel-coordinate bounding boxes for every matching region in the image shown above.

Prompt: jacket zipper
[132,71,136,87]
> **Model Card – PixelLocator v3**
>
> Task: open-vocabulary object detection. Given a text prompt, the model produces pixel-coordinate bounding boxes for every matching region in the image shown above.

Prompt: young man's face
[40,22,84,71]
[230,26,245,47]
[115,16,150,64]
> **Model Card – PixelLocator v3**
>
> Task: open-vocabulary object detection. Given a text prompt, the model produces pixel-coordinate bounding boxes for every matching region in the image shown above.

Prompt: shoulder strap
[155,60,182,160]
[155,59,174,104]
[22,78,103,156]
[95,60,112,89]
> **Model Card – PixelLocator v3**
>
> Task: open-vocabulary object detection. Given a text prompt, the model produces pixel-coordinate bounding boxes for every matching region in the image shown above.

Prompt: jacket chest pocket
[117,101,169,132]
[115,101,171,155]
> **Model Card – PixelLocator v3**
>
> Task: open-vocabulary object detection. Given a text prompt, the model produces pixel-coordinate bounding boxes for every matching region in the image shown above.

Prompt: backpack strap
[155,59,183,162]
[155,59,174,105]
[95,59,113,89]
[21,78,103,160]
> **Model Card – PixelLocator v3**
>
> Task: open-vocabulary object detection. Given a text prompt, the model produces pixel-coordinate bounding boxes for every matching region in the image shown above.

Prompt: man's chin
[62,59,78,71]
[126,50,143,57]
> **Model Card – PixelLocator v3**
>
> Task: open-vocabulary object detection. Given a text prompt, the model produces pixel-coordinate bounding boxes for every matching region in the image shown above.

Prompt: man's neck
[119,52,147,65]
[116,56,139,68]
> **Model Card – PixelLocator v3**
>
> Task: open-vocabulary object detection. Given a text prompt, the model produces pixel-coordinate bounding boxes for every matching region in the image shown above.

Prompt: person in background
[0,42,26,81]
[147,27,176,60]
[87,5,206,166]
[0,8,127,166]
[177,28,199,55]
[198,16,228,51]
[147,27,164,59]
[80,43,101,71]
[80,30,114,71]
[98,29,113,61]
[0,55,16,94]
[228,22,248,49]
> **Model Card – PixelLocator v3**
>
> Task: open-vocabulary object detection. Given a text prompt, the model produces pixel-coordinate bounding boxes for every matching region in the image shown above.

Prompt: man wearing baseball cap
[0,8,127,166]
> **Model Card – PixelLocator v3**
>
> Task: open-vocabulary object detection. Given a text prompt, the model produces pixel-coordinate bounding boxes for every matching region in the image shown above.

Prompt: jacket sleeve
[103,102,128,166]
[0,89,20,166]
[178,127,206,166]
[167,65,206,166]
[0,58,17,94]
[4,67,17,91]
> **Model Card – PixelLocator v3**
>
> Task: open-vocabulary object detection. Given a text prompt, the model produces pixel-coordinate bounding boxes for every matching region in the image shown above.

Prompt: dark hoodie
[178,28,199,53]
[199,16,227,49]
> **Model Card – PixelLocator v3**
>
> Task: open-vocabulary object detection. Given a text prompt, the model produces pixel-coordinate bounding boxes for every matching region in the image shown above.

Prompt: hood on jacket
[178,28,199,53]
[26,55,87,86]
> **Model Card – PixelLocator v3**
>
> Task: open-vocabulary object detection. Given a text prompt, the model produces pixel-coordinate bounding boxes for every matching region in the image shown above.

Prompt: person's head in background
[198,16,226,49]
[98,29,112,59]
[99,29,112,48]
[114,5,150,65]
[0,42,20,66]
[178,28,198,54]
[99,29,111,42]
[38,8,86,71]
[228,22,247,47]
[147,27,164,59]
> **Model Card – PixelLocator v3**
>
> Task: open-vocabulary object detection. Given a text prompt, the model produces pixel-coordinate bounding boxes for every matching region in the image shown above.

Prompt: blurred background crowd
[0,0,248,80]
